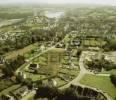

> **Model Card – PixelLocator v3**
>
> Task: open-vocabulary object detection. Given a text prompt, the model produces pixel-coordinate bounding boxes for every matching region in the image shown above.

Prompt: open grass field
[54,77,67,87]
[80,74,116,99]
[59,68,79,76]
[24,72,46,81]
[102,69,116,75]
[4,43,39,59]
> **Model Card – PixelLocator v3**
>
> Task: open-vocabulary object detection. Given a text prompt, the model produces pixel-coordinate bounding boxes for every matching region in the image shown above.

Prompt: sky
[0,0,116,5]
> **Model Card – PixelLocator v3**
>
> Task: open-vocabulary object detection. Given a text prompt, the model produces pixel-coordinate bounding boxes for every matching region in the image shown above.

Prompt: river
[45,11,64,18]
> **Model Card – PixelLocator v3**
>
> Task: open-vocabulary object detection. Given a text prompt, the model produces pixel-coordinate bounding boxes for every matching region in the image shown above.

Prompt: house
[48,79,57,87]
[29,63,39,70]
[56,43,64,48]
[17,72,27,79]
[72,40,81,46]
[40,45,45,51]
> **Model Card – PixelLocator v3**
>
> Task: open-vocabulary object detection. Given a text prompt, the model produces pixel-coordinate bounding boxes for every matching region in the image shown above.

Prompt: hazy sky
[0,0,116,5]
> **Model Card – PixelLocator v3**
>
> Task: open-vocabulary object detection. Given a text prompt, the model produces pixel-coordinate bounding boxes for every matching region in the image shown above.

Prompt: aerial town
[0,1,116,100]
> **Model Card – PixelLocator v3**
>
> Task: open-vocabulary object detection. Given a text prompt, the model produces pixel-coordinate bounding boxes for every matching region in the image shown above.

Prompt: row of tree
[34,85,90,100]
[2,55,25,77]
[110,74,116,87]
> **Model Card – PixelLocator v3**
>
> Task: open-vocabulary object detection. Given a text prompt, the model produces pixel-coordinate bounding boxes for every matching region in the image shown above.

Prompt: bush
[0,79,13,92]
[105,39,116,51]
[34,86,91,100]
[22,78,33,90]
[110,74,116,86]
[34,85,58,99]
[3,55,25,77]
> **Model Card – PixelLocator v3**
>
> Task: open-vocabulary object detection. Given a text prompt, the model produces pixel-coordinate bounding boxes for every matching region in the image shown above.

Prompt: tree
[76,47,82,57]
[34,86,58,99]
[3,55,25,77]
[110,74,116,87]
[57,88,78,100]
[22,78,33,90]
[105,39,116,51]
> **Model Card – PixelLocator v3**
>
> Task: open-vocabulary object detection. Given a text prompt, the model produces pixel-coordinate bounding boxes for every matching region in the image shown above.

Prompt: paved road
[16,45,56,74]
[19,47,112,100]
[16,45,57,100]
[20,50,112,100]
[59,51,113,100]
[19,39,66,100]
[59,52,86,89]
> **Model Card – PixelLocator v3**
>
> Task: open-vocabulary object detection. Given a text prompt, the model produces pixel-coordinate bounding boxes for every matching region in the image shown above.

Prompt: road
[59,52,87,89]
[19,39,66,100]
[21,50,112,100]
[19,46,56,100]
[16,44,57,74]
[59,51,113,100]
[18,43,112,100]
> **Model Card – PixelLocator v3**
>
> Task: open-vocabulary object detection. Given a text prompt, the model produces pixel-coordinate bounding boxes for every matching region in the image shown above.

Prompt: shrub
[110,74,116,87]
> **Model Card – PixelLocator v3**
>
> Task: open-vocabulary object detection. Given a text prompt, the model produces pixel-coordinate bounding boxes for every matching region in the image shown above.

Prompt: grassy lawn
[24,72,46,81]
[0,80,14,92]
[31,74,46,82]
[54,77,67,87]
[102,69,116,75]
[80,74,116,99]
[0,26,14,32]
[59,68,79,76]
[28,97,34,100]
[5,43,39,59]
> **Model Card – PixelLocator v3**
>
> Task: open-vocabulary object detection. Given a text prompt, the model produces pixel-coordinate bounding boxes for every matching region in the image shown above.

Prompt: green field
[102,69,116,75]
[54,77,67,87]
[59,68,79,76]
[24,72,46,81]
[0,80,14,92]
[5,43,39,59]
[80,74,116,99]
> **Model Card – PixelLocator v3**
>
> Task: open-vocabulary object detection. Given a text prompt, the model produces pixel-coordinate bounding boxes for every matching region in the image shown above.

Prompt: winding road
[20,49,113,100]
[60,51,113,100]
